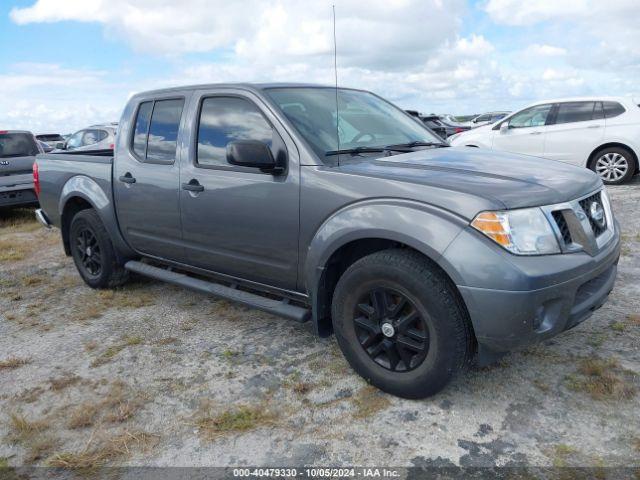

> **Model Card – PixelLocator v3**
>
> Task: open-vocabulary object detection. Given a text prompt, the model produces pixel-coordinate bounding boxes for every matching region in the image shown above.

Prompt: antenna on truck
[332,4,340,165]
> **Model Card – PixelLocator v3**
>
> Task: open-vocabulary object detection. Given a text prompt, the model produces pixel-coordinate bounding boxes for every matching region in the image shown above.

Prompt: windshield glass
[265,87,443,159]
[0,133,39,158]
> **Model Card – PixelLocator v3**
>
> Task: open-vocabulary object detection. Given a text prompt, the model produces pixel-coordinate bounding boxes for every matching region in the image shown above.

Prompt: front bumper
[445,222,621,354]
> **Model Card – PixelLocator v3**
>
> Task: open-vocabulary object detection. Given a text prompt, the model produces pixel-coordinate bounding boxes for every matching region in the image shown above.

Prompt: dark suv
[0,130,42,208]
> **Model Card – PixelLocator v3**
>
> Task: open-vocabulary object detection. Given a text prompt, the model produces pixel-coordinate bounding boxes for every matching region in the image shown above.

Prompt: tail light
[33,162,40,197]
[454,127,464,133]
[109,143,114,149]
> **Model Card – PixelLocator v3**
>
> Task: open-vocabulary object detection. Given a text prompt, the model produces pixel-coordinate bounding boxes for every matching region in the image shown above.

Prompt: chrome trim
[541,187,614,256]
[35,208,52,229]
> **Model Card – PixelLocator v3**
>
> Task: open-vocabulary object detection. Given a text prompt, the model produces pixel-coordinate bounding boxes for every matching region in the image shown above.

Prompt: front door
[113,93,190,262]
[179,89,300,291]
[492,103,553,157]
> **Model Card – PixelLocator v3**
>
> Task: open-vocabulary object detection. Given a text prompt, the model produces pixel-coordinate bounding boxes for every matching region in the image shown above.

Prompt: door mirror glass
[55,142,66,150]
[226,140,280,173]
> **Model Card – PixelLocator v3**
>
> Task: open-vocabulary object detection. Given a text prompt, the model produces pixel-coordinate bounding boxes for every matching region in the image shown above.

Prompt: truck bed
[35,151,114,229]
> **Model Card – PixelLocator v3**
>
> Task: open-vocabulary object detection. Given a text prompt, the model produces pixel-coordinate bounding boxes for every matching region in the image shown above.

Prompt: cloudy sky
[1,0,639,133]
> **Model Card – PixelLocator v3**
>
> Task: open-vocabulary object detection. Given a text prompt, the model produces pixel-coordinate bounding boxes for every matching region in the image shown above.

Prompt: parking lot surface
[1,178,639,468]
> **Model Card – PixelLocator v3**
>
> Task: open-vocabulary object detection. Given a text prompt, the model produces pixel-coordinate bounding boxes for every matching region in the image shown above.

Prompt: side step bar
[124,261,311,323]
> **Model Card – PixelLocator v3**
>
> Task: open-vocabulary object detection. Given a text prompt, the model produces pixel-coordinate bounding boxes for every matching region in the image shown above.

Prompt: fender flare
[303,199,468,335]
[58,175,135,259]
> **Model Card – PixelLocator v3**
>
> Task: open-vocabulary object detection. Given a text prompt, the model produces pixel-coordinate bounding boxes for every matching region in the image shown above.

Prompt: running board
[124,261,311,323]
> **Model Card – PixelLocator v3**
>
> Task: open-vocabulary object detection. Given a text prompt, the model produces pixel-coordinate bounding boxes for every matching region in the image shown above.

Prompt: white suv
[449,97,640,185]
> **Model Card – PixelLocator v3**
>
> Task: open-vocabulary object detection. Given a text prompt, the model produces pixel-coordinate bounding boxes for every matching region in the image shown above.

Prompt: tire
[590,147,636,185]
[69,209,129,289]
[331,249,472,399]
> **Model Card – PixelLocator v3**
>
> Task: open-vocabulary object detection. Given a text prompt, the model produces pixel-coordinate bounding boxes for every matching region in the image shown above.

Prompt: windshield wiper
[325,146,386,156]
[384,141,448,150]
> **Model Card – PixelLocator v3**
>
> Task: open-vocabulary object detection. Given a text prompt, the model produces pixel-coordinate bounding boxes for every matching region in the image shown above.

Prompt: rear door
[113,93,191,262]
[491,104,552,156]
[178,88,300,290]
[0,132,40,188]
[543,101,605,166]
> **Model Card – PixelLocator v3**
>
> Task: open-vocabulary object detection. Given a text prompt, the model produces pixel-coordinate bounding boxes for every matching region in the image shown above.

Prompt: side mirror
[499,122,509,134]
[55,142,66,150]
[226,140,283,173]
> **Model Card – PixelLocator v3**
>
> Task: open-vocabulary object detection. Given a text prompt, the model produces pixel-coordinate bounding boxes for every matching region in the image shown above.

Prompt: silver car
[56,124,117,152]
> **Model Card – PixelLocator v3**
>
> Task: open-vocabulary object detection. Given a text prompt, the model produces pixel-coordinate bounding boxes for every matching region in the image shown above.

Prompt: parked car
[38,140,54,153]
[36,134,65,149]
[0,130,42,208]
[55,124,117,152]
[449,97,640,185]
[422,115,470,138]
[466,111,510,128]
[34,83,620,398]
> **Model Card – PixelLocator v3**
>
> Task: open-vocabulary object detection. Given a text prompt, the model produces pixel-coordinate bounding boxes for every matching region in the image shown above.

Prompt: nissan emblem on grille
[589,201,605,229]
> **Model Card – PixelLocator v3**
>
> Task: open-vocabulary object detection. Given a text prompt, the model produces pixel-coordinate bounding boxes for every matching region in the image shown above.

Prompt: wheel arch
[303,200,470,338]
[588,142,639,173]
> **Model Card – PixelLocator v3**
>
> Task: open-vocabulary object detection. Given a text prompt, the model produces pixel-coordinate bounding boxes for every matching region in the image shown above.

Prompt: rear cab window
[0,132,39,158]
[131,98,185,163]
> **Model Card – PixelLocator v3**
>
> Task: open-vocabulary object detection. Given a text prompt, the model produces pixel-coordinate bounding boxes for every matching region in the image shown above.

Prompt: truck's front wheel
[69,209,129,289]
[331,249,472,399]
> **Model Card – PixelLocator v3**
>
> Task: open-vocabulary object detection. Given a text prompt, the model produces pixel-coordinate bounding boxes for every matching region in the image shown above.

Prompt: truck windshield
[265,87,444,160]
[0,133,39,158]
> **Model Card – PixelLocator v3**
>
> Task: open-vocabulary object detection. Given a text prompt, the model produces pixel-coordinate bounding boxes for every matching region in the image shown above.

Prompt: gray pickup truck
[34,83,620,398]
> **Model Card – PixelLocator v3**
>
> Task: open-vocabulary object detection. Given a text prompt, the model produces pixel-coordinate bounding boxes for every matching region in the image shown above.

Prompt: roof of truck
[130,82,352,98]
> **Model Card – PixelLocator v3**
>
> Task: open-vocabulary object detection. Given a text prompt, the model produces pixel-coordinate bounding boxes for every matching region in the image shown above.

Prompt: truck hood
[333,147,601,210]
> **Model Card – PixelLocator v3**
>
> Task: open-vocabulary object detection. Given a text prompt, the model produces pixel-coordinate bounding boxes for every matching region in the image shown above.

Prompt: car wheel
[590,147,635,185]
[331,249,473,399]
[69,209,129,289]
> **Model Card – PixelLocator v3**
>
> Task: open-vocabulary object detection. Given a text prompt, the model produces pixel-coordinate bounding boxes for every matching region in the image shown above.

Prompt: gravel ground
[0,179,639,470]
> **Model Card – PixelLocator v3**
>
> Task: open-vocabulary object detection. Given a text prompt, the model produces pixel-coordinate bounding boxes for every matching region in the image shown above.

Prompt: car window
[593,102,604,120]
[146,99,184,163]
[0,133,39,157]
[554,102,597,125]
[132,101,153,159]
[66,131,84,149]
[82,130,100,146]
[475,114,491,122]
[492,113,507,121]
[508,104,552,128]
[603,101,625,118]
[197,96,274,167]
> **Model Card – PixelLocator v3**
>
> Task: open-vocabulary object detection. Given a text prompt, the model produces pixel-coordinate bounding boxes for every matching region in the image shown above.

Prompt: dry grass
[91,335,144,367]
[566,358,637,400]
[195,403,276,439]
[47,429,158,470]
[0,239,32,262]
[0,208,39,231]
[156,337,179,346]
[351,385,392,419]
[68,403,99,430]
[7,412,49,441]
[6,412,57,463]
[69,288,154,323]
[0,357,30,370]
[49,375,81,392]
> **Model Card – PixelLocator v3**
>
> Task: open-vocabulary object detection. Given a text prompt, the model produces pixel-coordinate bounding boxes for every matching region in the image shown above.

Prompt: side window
[197,97,274,167]
[475,114,490,122]
[593,102,604,120]
[603,101,625,119]
[97,130,108,142]
[508,104,552,128]
[82,129,100,146]
[146,99,184,163]
[66,131,84,149]
[554,102,596,125]
[132,102,153,159]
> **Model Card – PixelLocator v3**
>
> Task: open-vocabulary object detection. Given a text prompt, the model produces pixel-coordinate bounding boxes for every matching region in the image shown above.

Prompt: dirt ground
[1,179,639,470]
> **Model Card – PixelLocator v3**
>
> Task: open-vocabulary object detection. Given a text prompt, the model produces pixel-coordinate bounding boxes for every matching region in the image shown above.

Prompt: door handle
[118,173,136,184]
[182,180,204,192]
[529,131,542,135]
[588,125,601,129]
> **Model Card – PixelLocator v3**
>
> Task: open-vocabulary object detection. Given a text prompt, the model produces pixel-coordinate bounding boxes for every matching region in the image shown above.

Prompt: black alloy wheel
[353,287,429,372]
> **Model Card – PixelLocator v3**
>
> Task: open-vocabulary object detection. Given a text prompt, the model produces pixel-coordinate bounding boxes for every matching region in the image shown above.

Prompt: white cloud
[526,44,567,57]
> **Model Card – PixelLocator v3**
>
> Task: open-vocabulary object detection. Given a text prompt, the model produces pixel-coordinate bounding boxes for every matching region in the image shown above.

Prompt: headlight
[471,208,560,255]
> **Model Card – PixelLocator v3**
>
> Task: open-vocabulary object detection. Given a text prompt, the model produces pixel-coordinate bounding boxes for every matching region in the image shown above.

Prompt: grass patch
[6,412,57,464]
[0,208,39,231]
[67,403,99,430]
[610,322,626,332]
[90,336,144,367]
[551,444,578,468]
[49,375,81,392]
[0,457,8,467]
[0,357,30,370]
[195,404,276,439]
[47,430,158,470]
[156,337,179,346]
[566,358,636,400]
[351,385,391,419]
[0,239,31,262]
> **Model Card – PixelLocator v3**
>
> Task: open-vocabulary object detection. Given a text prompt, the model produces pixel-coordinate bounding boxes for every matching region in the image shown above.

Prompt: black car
[420,115,470,139]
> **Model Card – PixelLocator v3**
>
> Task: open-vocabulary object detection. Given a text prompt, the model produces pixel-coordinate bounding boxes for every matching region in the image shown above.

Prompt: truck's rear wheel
[69,209,129,289]
[331,249,472,399]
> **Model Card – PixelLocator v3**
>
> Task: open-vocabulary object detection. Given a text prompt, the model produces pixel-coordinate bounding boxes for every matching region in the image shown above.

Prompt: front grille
[552,211,572,245]
[578,192,607,237]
